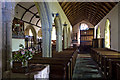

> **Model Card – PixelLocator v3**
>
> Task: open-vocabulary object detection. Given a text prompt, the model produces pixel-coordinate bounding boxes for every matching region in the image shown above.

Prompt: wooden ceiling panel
[59,2,118,26]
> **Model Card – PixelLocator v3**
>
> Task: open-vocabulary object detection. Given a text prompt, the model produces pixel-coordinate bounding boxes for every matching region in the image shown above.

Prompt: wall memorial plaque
[12,18,24,38]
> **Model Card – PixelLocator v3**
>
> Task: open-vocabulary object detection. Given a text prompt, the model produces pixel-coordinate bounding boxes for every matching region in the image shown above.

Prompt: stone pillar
[67,27,71,48]
[0,1,2,79]
[1,2,15,79]
[54,13,62,52]
[36,2,52,57]
[63,23,68,49]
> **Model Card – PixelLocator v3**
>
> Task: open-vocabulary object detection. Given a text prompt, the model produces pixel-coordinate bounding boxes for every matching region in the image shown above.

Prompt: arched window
[105,19,110,48]
[97,26,100,38]
[80,23,89,30]
[29,29,33,36]
[52,27,56,40]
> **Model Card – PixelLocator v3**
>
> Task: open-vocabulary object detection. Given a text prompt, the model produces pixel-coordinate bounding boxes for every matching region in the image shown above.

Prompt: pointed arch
[97,26,100,38]
[105,19,111,48]
[51,26,56,40]
[25,25,37,44]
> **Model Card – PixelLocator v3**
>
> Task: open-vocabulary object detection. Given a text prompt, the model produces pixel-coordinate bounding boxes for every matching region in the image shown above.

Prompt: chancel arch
[105,19,111,48]
[25,25,37,47]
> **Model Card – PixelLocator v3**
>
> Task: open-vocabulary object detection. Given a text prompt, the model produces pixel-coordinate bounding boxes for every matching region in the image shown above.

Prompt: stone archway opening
[51,26,56,48]
[24,25,37,48]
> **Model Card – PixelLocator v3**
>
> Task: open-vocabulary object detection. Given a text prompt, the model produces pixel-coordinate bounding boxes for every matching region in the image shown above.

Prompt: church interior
[0,1,120,80]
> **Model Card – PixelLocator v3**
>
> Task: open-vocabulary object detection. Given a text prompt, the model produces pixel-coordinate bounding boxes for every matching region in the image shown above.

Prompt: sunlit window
[52,27,56,40]
[105,19,110,48]
[29,29,33,36]
[97,26,100,38]
[80,23,89,30]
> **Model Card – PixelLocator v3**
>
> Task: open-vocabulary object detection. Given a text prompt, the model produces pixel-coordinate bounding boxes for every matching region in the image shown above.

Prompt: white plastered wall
[95,3,119,51]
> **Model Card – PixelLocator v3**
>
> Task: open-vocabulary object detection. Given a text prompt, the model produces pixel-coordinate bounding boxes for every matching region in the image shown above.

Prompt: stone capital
[63,24,67,27]
[56,13,59,17]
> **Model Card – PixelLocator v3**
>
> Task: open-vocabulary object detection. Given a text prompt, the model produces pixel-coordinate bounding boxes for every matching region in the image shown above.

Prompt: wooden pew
[108,59,120,80]
[31,57,71,73]
[90,48,120,79]
[102,56,120,78]
[98,52,120,70]
[33,48,76,58]
[28,58,70,80]
[54,48,78,76]
[12,47,78,80]
[90,48,108,63]
[90,48,119,68]
[116,63,120,80]
[51,48,78,75]
[33,48,78,67]
[29,48,78,80]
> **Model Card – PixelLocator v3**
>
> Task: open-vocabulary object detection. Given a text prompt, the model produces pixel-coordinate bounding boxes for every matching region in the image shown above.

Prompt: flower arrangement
[12,44,35,64]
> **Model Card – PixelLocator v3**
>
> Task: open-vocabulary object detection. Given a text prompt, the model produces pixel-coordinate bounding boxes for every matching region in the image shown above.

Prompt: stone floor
[72,53,105,80]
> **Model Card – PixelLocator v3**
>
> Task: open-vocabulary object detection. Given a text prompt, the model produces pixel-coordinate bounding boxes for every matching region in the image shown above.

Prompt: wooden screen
[80,28,94,46]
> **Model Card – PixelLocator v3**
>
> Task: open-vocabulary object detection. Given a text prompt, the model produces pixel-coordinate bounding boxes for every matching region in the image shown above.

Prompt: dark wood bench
[116,63,120,80]
[108,59,120,80]
[101,55,120,77]
[28,59,70,80]
[90,48,120,79]
[29,48,78,80]
[99,51,120,69]
[90,48,108,63]
[90,48,119,67]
